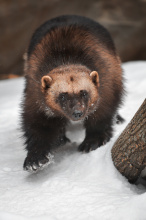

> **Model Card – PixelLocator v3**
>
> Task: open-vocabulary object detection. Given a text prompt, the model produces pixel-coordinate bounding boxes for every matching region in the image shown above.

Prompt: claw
[23,153,54,172]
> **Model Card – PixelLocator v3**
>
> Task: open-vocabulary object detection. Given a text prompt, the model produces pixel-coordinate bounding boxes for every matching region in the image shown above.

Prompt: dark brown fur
[21,15,124,172]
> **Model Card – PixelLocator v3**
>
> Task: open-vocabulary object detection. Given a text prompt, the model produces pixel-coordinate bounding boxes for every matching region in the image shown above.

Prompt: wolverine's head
[41,65,100,121]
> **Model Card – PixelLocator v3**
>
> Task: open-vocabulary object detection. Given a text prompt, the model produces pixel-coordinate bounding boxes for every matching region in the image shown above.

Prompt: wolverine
[21,15,124,172]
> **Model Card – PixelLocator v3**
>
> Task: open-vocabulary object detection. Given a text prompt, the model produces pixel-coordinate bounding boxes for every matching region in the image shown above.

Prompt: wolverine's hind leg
[116,114,125,124]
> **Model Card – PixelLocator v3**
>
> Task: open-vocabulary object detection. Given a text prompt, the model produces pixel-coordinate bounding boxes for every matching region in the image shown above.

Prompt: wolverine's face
[41,65,100,121]
[57,90,89,121]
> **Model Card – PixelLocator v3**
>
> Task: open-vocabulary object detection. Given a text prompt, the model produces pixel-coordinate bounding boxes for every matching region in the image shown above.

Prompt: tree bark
[111,99,146,183]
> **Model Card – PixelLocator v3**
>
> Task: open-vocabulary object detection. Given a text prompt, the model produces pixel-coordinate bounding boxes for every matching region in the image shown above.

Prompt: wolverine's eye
[80,90,88,98]
[59,92,68,101]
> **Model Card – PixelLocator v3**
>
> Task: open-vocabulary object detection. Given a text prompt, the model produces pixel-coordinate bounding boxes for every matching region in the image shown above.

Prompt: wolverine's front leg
[23,116,67,172]
[78,117,113,153]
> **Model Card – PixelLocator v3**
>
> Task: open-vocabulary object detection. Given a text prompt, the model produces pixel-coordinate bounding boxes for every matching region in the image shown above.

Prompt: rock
[0,0,146,78]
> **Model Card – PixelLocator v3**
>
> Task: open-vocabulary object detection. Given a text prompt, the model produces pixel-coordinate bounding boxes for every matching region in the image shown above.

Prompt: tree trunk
[111,99,146,183]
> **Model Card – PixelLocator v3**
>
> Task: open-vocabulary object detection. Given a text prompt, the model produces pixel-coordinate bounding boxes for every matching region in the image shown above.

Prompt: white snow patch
[65,120,85,143]
[0,61,146,220]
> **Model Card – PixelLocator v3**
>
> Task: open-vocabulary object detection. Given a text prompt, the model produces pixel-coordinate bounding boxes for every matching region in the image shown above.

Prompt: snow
[0,61,146,220]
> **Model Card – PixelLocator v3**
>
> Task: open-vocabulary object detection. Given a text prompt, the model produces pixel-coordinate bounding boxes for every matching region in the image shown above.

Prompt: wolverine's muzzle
[72,110,83,120]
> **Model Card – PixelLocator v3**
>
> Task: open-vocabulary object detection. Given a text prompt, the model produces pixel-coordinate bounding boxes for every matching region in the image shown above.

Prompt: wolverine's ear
[41,76,52,89]
[90,71,99,87]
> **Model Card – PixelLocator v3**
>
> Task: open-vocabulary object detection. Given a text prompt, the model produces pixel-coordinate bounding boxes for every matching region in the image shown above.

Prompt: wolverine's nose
[72,110,83,120]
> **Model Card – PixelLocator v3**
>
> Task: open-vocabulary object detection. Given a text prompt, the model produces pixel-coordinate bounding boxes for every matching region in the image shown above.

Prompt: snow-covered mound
[0,61,146,220]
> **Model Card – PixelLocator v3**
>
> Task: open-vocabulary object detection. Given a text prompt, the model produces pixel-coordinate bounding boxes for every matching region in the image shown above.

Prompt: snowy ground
[0,61,146,220]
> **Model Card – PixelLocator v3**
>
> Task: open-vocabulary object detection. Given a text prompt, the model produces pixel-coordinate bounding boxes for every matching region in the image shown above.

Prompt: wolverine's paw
[78,139,100,153]
[23,153,54,173]
[78,136,110,153]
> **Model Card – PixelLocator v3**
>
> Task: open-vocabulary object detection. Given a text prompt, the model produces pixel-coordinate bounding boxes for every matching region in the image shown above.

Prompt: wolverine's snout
[70,103,86,121]
[72,110,83,120]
